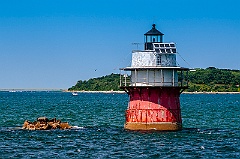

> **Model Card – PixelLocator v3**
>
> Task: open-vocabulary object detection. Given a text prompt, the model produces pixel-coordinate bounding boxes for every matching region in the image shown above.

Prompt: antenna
[132,43,142,50]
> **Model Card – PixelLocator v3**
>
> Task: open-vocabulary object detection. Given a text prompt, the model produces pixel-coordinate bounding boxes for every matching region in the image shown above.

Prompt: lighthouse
[120,24,189,131]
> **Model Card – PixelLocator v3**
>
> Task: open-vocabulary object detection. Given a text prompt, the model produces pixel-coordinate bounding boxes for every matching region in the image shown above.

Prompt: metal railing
[119,75,188,88]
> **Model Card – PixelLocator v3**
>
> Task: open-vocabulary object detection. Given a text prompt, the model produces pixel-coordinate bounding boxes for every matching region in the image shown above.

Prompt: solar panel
[160,49,165,53]
[165,44,170,47]
[153,43,176,53]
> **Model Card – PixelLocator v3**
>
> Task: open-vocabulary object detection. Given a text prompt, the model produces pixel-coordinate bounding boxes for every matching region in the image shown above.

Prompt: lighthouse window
[166,49,171,53]
[147,36,151,42]
[172,49,177,53]
[160,44,164,47]
[156,54,161,65]
[154,44,159,47]
[170,44,175,47]
[155,49,160,52]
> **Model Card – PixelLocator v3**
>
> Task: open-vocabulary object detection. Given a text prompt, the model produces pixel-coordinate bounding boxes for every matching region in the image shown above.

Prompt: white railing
[120,71,188,88]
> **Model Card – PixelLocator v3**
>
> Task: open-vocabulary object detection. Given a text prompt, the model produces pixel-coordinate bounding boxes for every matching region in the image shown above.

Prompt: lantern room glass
[145,35,162,43]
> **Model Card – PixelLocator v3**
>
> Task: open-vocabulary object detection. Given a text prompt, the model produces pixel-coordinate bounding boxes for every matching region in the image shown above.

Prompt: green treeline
[68,67,240,92]
[188,67,240,92]
[69,73,121,91]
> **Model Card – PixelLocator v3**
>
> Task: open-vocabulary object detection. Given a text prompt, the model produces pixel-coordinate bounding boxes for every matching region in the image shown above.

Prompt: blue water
[0,91,239,158]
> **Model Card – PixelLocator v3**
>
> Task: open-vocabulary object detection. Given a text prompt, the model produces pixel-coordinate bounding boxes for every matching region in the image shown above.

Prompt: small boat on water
[72,92,78,96]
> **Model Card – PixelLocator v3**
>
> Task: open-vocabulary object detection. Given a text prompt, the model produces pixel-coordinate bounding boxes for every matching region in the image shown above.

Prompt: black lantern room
[144,24,164,50]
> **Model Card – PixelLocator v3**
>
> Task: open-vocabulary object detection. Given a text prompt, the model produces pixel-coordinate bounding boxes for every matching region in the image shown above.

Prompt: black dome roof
[144,24,164,36]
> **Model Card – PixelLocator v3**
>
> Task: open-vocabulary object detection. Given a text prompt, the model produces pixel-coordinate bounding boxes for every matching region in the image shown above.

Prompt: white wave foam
[72,126,84,129]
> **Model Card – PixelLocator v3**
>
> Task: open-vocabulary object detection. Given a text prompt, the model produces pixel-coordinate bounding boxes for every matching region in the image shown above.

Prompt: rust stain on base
[124,122,182,131]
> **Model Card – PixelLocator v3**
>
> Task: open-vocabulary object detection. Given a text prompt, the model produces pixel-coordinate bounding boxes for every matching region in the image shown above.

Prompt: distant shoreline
[65,90,240,94]
[1,89,239,94]
[0,89,63,92]
[64,90,126,94]
[182,91,240,94]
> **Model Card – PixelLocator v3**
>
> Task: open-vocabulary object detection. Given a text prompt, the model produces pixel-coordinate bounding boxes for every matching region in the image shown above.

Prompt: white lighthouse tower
[120,24,189,131]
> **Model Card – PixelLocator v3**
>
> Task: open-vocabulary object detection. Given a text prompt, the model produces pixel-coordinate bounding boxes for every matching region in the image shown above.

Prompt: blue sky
[0,0,239,89]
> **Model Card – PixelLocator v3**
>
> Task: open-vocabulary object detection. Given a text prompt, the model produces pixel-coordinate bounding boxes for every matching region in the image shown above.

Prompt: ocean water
[0,91,239,158]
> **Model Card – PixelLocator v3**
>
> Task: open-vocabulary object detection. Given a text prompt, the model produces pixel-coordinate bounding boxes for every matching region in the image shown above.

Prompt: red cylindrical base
[125,87,182,131]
